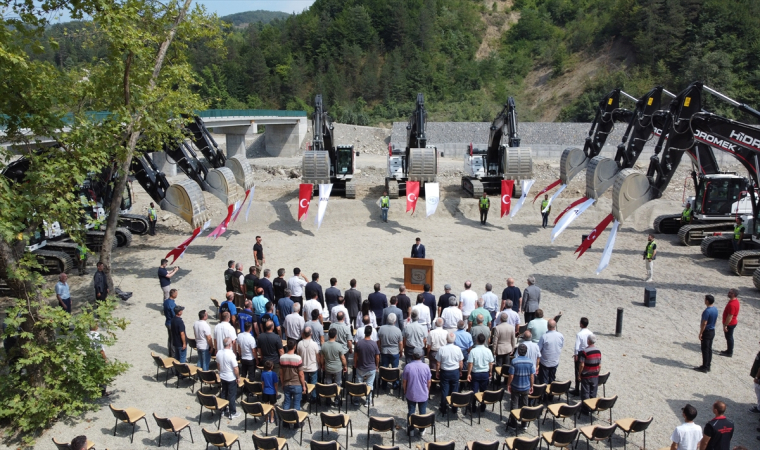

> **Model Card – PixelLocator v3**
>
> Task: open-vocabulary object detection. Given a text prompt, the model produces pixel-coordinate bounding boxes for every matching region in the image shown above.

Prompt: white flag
[596,220,620,274]
[245,185,255,221]
[510,179,535,218]
[543,184,567,213]
[551,197,595,242]
[425,182,440,217]
[315,183,333,229]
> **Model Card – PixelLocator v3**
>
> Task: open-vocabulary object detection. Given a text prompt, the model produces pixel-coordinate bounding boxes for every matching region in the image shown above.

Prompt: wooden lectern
[403,258,434,292]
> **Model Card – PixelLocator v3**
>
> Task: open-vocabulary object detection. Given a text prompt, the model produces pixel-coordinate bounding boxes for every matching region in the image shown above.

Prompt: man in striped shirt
[280,341,307,412]
[507,344,535,429]
[578,334,601,413]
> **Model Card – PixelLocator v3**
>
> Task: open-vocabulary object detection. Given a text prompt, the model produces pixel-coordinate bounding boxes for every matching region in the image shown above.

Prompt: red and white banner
[406,181,420,214]
[574,213,614,259]
[208,204,235,239]
[596,219,620,274]
[165,226,202,264]
[501,180,514,217]
[550,197,594,242]
[533,179,562,203]
[231,189,250,224]
[298,184,313,221]
[554,197,588,225]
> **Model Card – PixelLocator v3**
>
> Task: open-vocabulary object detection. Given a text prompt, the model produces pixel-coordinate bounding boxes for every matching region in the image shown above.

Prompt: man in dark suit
[368,283,388,324]
[305,272,324,308]
[258,269,275,303]
[382,296,404,331]
[344,279,362,328]
[411,237,426,258]
[325,277,342,316]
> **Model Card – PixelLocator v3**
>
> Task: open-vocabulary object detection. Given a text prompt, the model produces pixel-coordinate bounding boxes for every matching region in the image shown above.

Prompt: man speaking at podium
[411,237,426,259]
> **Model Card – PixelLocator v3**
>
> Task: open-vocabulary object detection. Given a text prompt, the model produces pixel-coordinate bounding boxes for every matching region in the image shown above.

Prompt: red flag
[165,227,202,264]
[533,179,562,203]
[298,184,313,221]
[231,189,250,224]
[574,213,614,259]
[406,181,420,213]
[501,180,514,217]
[208,204,235,239]
[554,197,589,225]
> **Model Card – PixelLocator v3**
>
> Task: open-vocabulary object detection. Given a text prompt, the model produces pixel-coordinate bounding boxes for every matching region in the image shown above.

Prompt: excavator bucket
[407,147,438,182]
[225,154,255,191]
[503,147,533,181]
[559,147,590,184]
[302,150,331,185]
[612,168,653,223]
[159,178,211,229]
[585,156,620,200]
[205,167,244,206]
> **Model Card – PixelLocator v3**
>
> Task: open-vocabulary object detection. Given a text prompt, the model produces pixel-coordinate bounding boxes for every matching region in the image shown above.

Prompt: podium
[403,258,434,292]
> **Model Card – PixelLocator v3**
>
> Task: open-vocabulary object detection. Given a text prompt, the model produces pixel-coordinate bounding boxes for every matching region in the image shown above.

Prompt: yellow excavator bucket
[159,178,211,229]
[225,154,256,191]
[206,167,244,206]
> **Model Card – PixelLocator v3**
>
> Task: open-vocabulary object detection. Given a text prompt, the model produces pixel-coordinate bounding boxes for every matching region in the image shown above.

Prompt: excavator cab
[334,145,354,176]
[694,175,749,217]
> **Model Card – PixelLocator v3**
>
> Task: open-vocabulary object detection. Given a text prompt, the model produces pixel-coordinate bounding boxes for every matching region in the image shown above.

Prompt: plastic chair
[614,417,653,450]
[545,380,571,404]
[211,297,221,319]
[542,402,581,430]
[527,384,546,406]
[151,351,178,385]
[373,445,399,450]
[465,441,499,450]
[492,364,511,388]
[311,440,342,450]
[378,367,401,397]
[345,381,372,415]
[109,404,150,443]
[423,441,455,450]
[597,372,610,397]
[252,432,288,450]
[153,413,194,449]
[172,361,199,392]
[187,338,197,362]
[582,395,618,425]
[408,412,436,447]
[502,436,539,450]
[197,391,230,429]
[320,413,353,449]
[241,400,274,434]
[540,428,578,449]
[198,369,221,393]
[275,406,312,445]
[312,383,342,414]
[367,416,395,450]
[577,423,617,450]
[474,388,505,422]
[445,391,474,426]
[507,404,544,436]
[203,427,240,450]
[244,379,264,401]
[52,438,95,449]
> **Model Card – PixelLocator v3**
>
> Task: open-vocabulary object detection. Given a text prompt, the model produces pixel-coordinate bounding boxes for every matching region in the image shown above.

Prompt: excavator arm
[184,115,226,169]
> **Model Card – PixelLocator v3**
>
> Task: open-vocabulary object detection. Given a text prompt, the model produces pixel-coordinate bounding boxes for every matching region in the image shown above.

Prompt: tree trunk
[99,0,194,288]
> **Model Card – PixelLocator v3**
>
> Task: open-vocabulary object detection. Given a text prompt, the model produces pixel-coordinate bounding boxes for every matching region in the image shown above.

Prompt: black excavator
[461,97,533,197]
[301,94,357,198]
[385,93,438,198]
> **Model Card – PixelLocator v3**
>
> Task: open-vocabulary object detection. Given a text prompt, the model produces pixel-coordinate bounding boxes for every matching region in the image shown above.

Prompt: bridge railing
[198,109,306,118]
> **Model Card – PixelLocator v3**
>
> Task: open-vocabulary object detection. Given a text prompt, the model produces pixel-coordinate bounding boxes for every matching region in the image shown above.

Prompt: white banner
[315,184,333,229]
[245,185,255,221]
[543,184,567,213]
[551,197,595,242]
[596,219,620,274]
[425,182,440,217]
[510,179,535,218]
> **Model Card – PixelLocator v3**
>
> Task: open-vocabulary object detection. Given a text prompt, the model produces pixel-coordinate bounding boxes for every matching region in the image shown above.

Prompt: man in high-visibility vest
[76,243,89,276]
[540,194,551,228]
[681,202,693,225]
[148,202,158,236]
[479,192,490,225]
[380,191,390,223]
[733,217,745,252]
[643,233,657,282]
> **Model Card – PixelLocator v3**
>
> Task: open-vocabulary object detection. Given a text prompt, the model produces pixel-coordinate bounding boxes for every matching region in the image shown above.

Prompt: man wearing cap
[170,305,187,363]
[403,347,432,436]
[670,404,702,450]
[437,284,456,318]
[411,237,426,258]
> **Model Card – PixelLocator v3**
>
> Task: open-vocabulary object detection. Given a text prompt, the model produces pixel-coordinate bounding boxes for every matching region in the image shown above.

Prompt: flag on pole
[550,197,594,242]
[244,185,255,221]
[425,182,440,217]
[596,219,620,274]
[207,204,235,240]
[543,184,567,213]
[232,190,250,223]
[298,184,313,221]
[315,184,333,229]
[510,179,535,218]
[406,181,420,214]
[575,213,615,259]
[554,197,589,225]
[533,179,562,203]
[229,199,243,224]
[501,180,514,217]
[165,227,202,264]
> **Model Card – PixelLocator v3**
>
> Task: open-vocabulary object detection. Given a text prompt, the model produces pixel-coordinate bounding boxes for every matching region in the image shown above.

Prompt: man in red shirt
[720,288,740,357]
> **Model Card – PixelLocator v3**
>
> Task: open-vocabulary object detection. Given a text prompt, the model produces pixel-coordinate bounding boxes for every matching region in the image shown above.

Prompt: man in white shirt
[481,283,499,322]
[353,315,379,342]
[493,300,521,328]
[302,292,323,324]
[193,310,213,371]
[284,303,305,346]
[412,298,432,330]
[670,404,702,450]
[427,318,448,372]
[217,337,241,419]
[214,312,237,353]
[287,267,309,305]
[459,281,478,317]
[330,296,350,326]
[440,297,463,332]
[573,317,593,396]
[237,322,257,379]
[297,327,320,402]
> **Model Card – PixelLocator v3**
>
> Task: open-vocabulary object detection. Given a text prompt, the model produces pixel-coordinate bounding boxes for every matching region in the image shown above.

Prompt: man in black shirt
[244,266,259,301]
[305,273,325,308]
[421,284,436,320]
[325,278,342,315]
[700,400,733,450]
[232,262,245,308]
[273,268,288,301]
[257,320,284,372]
[252,235,265,275]
[437,284,455,318]
[224,260,235,292]
[170,305,187,363]
[94,262,109,303]
[396,286,411,320]
[501,278,522,313]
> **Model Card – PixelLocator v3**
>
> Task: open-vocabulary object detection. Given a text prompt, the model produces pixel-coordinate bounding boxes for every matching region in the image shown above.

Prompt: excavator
[385,93,438,198]
[461,97,533,197]
[301,94,357,198]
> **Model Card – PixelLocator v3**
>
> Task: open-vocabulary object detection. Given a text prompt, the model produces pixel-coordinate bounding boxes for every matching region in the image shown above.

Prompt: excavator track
[85,231,119,253]
[728,250,760,276]
[653,214,682,234]
[118,213,150,235]
[678,223,735,246]
[344,181,356,199]
[32,249,73,274]
[461,177,483,197]
[753,267,760,290]
[44,241,80,260]
[700,236,735,258]
[386,179,399,199]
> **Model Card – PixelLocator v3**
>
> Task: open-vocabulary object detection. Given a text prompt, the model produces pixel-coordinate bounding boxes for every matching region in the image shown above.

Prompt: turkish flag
[406,181,420,213]
[554,197,588,225]
[501,180,514,217]
[575,213,614,259]
[533,179,562,203]
[165,227,202,264]
[298,184,313,221]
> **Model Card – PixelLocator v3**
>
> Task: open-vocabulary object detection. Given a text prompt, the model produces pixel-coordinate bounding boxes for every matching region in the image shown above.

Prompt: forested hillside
[221,10,290,27]
[37,0,760,124]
